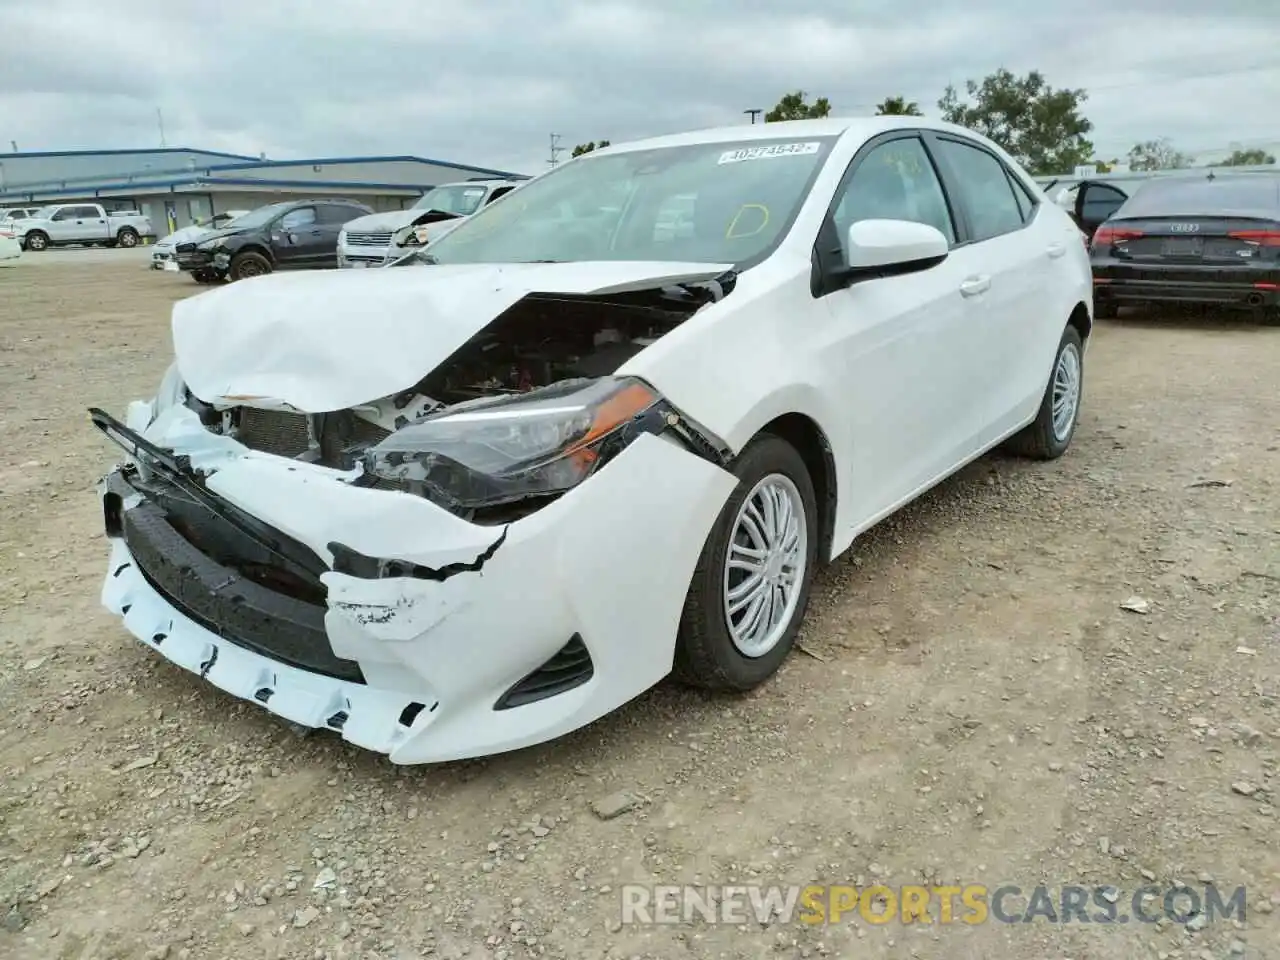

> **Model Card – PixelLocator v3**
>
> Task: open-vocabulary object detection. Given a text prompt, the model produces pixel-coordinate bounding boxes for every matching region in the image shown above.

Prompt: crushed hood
[172,260,732,413]
[158,224,210,247]
[343,209,427,234]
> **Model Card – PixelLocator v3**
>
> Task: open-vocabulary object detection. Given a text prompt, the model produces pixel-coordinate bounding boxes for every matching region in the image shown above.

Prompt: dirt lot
[1,255,1277,960]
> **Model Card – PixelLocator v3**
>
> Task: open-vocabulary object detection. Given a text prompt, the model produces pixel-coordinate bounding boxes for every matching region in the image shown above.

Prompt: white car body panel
[94,116,1093,762]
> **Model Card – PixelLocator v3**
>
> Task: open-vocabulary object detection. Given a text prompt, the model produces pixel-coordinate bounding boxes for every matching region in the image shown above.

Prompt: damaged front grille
[110,471,366,684]
[494,634,594,710]
[234,409,391,468]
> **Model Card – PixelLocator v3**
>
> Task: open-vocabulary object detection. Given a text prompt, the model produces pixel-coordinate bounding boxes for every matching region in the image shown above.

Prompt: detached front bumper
[96,407,736,763]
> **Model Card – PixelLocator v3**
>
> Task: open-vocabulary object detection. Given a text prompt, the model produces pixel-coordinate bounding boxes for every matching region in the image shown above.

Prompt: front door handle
[1046,242,1066,258]
[959,275,991,297]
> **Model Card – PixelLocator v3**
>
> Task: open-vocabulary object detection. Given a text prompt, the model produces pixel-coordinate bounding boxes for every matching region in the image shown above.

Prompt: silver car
[337,179,526,268]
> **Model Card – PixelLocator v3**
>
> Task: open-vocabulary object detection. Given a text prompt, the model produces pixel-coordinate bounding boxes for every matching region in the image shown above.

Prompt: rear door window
[933,138,1027,241]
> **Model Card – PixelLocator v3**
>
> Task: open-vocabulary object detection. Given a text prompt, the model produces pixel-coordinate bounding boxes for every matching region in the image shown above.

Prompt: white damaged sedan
[92,117,1094,763]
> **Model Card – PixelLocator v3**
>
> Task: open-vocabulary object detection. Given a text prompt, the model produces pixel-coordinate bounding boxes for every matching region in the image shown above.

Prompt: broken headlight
[364,376,664,510]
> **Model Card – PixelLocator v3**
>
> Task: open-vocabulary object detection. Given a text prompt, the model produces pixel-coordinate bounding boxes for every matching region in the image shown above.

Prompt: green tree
[765,90,831,122]
[1214,147,1276,166]
[937,68,1093,175]
[1126,138,1190,172]
[874,96,922,116]
[571,140,611,158]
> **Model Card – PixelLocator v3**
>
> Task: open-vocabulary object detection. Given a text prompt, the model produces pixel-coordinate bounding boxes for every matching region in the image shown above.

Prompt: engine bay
[415,287,709,404]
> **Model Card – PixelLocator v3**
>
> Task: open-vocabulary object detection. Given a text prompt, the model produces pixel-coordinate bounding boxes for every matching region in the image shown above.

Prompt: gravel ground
[1,257,1277,960]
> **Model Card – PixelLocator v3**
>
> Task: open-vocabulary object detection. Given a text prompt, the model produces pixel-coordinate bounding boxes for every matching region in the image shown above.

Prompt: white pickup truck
[13,203,154,251]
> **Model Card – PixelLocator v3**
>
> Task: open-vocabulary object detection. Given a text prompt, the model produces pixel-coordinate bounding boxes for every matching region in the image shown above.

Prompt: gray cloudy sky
[2,0,1277,174]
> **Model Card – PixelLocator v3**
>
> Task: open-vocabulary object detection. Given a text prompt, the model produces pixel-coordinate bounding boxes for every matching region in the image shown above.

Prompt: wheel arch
[230,243,274,264]
[745,412,838,566]
[1071,300,1093,340]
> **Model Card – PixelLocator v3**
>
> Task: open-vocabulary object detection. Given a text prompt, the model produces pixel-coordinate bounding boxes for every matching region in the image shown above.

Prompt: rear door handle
[1046,242,1066,258]
[959,275,991,297]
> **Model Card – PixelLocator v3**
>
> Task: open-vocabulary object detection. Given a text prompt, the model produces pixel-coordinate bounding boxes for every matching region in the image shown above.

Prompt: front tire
[229,251,271,281]
[23,231,49,251]
[673,434,819,691]
[1004,325,1084,460]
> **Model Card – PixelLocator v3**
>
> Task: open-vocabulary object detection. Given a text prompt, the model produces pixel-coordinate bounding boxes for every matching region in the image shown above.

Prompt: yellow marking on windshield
[726,204,770,239]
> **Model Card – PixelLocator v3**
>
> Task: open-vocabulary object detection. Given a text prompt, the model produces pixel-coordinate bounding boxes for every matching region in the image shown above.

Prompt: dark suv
[175,199,373,283]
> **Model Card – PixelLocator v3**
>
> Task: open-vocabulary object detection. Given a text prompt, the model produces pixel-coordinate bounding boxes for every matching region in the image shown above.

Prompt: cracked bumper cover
[97,409,736,764]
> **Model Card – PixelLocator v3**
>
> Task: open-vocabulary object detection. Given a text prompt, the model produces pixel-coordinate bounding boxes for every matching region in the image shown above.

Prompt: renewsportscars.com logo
[620,883,1247,926]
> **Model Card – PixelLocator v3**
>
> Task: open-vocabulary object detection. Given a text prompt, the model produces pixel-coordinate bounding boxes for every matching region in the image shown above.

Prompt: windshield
[412,184,492,216]
[30,206,58,220]
[418,137,835,266]
[221,202,291,230]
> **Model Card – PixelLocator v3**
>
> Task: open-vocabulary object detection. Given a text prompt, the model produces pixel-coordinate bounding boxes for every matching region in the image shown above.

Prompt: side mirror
[843,219,948,272]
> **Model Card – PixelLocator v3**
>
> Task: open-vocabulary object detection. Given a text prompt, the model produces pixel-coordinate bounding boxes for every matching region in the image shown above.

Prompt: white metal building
[0,147,526,233]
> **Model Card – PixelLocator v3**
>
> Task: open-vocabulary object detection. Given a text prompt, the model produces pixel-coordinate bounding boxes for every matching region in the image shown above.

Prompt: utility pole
[744,109,763,125]
[156,108,167,148]
[548,133,564,167]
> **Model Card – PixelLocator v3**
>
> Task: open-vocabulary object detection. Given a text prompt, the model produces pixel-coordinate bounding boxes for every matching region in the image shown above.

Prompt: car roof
[591,116,993,156]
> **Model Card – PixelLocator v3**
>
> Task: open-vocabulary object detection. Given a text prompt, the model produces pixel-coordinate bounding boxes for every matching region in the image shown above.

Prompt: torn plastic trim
[329,527,508,581]
[658,402,733,468]
[90,407,330,582]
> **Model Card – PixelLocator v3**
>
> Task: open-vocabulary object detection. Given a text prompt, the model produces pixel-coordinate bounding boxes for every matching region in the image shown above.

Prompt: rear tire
[116,227,139,248]
[673,434,819,691]
[1004,325,1084,461]
[229,251,271,282]
[23,231,49,251]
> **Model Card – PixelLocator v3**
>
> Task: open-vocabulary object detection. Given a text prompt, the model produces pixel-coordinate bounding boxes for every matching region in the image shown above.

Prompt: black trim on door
[922,132,1040,246]
[809,129,966,298]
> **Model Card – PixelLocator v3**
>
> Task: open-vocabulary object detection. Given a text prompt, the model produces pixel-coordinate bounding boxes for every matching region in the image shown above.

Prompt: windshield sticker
[718,142,820,165]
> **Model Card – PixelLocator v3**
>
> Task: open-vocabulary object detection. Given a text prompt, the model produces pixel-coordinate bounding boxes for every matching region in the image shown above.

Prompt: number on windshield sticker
[718,142,820,165]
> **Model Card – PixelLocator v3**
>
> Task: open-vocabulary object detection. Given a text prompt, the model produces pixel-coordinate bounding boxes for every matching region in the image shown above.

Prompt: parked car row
[142,177,528,285]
